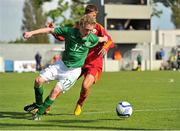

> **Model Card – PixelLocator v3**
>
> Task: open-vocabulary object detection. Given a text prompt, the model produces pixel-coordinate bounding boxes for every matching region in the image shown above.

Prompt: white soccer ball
[116,101,133,118]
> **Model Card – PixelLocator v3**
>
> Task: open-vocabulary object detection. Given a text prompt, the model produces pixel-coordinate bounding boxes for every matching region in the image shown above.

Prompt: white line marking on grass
[135,108,180,112]
[83,108,180,115]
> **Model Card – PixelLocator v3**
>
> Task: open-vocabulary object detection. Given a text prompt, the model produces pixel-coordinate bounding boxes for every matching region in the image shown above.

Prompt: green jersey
[54,27,98,68]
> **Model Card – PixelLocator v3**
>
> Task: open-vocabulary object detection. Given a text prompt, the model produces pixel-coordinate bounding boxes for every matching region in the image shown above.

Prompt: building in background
[89,0,152,71]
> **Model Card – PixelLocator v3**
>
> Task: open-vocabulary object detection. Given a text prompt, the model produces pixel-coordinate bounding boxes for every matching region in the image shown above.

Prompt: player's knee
[82,82,90,91]
[35,76,44,85]
[82,79,94,90]
[83,75,95,89]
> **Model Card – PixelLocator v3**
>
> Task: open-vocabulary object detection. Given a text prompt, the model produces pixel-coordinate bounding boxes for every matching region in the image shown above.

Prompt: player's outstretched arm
[23,27,54,39]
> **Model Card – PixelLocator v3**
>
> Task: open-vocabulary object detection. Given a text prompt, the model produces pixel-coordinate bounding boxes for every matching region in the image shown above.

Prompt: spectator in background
[155,51,161,60]
[116,22,124,30]
[113,49,122,60]
[171,47,177,56]
[35,52,42,71]
[137,54,142,71]
[159,48,165,60]
[140,0,145,5]
[170,55,177,70]
[177,51,180,70]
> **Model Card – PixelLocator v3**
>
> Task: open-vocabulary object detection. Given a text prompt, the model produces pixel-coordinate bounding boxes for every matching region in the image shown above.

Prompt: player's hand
[104,36,108,42]
[98,36,108,43]
[23,32,32,39]
[98,48,107,56]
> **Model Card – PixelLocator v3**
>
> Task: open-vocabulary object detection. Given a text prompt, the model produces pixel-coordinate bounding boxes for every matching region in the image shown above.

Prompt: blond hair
[79,15,96,27]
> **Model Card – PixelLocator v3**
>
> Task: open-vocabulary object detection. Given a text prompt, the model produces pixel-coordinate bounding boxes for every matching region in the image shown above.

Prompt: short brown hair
[79,15,96,27]
[85,4,98,14]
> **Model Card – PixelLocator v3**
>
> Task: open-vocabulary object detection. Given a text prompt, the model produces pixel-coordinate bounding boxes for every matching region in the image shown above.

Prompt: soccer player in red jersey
[73,4,114,116]
[49,4,114,116]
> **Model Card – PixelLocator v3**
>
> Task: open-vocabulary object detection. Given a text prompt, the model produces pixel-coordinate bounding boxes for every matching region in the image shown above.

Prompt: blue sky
[0,0,24,42]
[0,0,175,42]
[151,3,175,30]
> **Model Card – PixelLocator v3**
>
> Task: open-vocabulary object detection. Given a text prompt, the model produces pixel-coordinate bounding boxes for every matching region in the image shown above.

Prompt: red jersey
[83,23,114,71]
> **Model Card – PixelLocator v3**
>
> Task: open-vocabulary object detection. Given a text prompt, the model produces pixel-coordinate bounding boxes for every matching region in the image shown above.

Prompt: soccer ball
[116,101,133,118]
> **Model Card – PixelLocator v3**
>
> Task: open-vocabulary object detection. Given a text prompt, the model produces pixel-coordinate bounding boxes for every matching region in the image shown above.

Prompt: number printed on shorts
[62,78,74,89]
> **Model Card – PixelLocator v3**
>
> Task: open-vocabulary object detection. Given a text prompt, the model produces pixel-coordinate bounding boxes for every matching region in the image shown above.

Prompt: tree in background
[20,0,85,43]
[152,0,180,28]
[8,38,24,44]
[46,0,69,23]
[47,0,86,27]
[21,0,49,43]
[66,0,86,26]
[171,1,180,28]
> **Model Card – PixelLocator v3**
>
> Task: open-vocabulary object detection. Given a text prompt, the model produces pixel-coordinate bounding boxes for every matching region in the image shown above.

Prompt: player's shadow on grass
[47,117,126,124]
[0,112,153,130]
[0,111,31,120]
[45,118,133,130]
[0,123,145,130]
[46,119,144,130]
[47,113,73,116]
[48,113,126,121]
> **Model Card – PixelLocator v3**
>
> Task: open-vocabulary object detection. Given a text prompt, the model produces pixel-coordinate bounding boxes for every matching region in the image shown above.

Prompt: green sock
[34,85,44,106]
[37,97,54,115]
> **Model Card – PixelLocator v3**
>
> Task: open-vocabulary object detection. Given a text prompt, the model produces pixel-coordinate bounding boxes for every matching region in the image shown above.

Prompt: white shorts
[40,60,81,92]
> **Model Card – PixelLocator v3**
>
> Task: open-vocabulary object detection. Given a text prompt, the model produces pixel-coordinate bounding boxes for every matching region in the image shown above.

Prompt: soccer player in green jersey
[23,15,108,120]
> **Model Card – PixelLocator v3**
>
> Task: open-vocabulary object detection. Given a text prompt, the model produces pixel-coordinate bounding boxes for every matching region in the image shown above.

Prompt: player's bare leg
[74,74,95,116]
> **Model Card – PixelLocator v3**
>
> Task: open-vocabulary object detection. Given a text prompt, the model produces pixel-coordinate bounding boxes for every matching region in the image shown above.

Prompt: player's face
[87,11,97,19]
[80,24,95,37]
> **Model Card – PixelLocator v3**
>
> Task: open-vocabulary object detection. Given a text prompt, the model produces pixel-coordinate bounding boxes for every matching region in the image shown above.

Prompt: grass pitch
[0,71,180,130]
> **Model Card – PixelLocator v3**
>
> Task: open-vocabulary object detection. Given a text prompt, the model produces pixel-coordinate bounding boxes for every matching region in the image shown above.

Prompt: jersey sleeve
[96,23,114,51]
[84,33,99,48]
[52,33,65,41]
[103,34,114,51]
[53,27,69,37]
[48,23,65,41]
